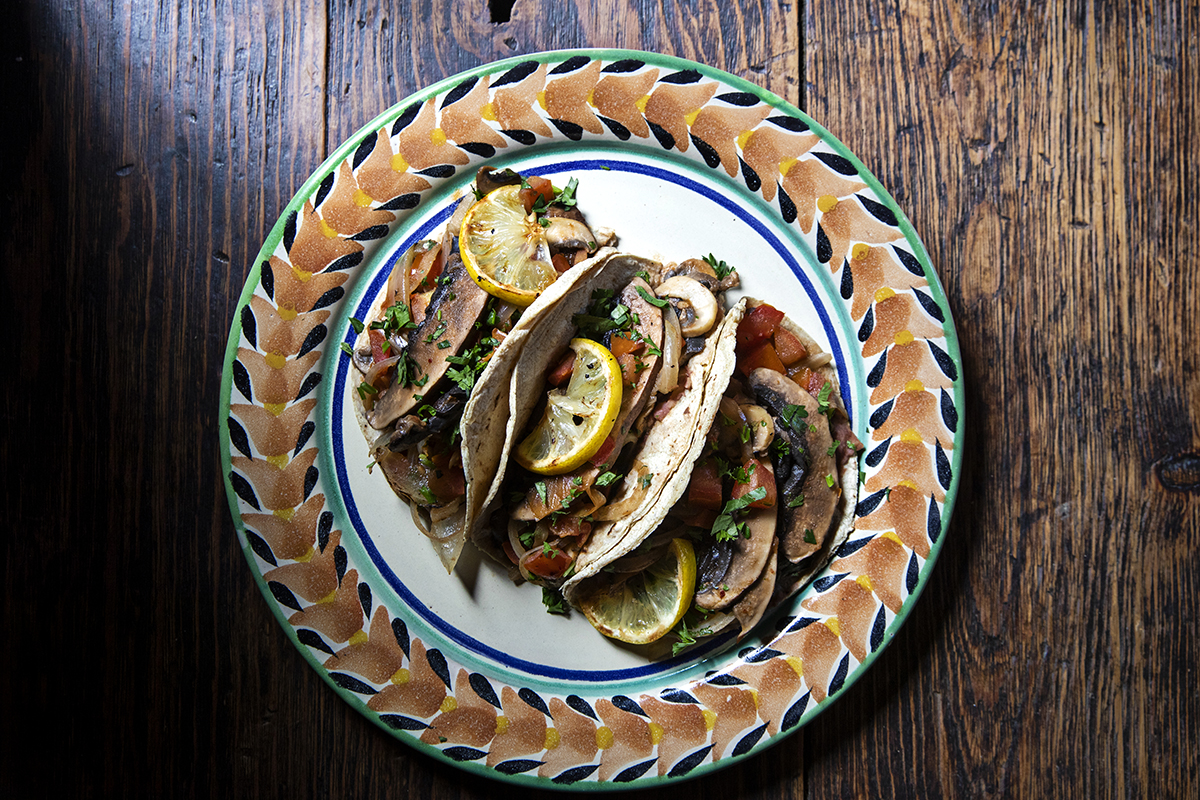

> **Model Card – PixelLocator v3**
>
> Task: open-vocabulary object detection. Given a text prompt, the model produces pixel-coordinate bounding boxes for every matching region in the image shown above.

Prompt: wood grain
[1,0,1195,797]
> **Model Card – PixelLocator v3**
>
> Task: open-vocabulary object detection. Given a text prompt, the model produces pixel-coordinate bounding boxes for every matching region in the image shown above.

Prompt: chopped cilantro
[787,493,806,509]
[542,587,568,614]
[357,381,378,401]
[635,285,669,308]
[671,617,714,656]
[349,316,365,334]
[803,528,817,544]
[419,486,437,505]
[535,481,549,505]
[825,473,835,488]
[817,382,834,416]
[711,488,767,541]
[780,403,809,431]
[519,529,535,548]
[437,340,451,349]
[595,472,622,487]
[555,177,579,208]
[340,342,353,356]
[641,473,654,489]
[703,253,735,280]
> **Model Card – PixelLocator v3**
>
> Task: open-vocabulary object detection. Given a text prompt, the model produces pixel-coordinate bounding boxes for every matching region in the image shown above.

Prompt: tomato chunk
[731,457,777,509]
[368,328,387,364]
[548,515,593,542]
[737,304,786,351]
[522,546,572,579]
[552,252,573,274]
[687,458,724,510]
[546,350,576,387]
[676,507,718,529]
[588,435,616,467]
[519,176,555,214]
[608,334,641,358]
[773,328,808,366]
[737,342,786,376]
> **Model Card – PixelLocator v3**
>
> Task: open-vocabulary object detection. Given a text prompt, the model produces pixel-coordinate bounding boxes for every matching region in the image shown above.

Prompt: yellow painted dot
[595,726,614,749]
[348,629,369,646]
[852,243,871,260]
[817,194,839,213]
[318,218,339,239]
[900,427,923,445]
[894,330,915,346]
[684,108,701,127]
[263,402,287,417]
[430,128,447,147]
[736,129,754,151]
[272,506,295,521]
[390,153,408,173]
[748,688,760,709]
[874,287,896,303]
[318,589,337,604]
[294,546,314,563]
[785,656,804,677]
[352,189,373,208]
[277,306,298,321]
[481,102,497,122]
[265,454,288,470]
[897,479,919,491]
[702,709,716,731]
[905,379,925,393]
[391,668,411,685]
[648,722,664,745]
[537,90,547,110]
[856,574,875,593]
[779,156,798,176]
[440,696,458,714]
[264,352,287,370]
[495,716,509,735]
[635,94,650,113]
[882,531,904,546]
[544,728,560,750]
[586,88,596,107]
[291,265,313,283]
[824,618,841,637]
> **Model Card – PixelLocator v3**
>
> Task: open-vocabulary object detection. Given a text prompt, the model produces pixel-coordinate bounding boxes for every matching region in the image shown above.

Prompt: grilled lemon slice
[577,539,697,644]
[515,338,622,476]
[459,185,558,307]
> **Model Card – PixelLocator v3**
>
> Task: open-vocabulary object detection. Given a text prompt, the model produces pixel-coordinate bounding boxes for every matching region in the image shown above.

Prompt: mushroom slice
[732,536,779,638]
[694,491,777,611]
[544,217,598,254]
[741,403,774,454]
[368,255,489,429]
[747,367,840,563]
[657,276,719,337]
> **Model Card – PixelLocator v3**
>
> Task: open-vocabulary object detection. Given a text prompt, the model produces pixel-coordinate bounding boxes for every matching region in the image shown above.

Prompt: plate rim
[219,47,964,789]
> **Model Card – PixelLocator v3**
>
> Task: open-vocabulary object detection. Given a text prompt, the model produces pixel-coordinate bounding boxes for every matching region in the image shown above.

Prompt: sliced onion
[386,246,416,309]
[593,464,650,521]
[798,352,833,370]
[364,354,402,390]
[654,304,683,395]
[408,241,442,293]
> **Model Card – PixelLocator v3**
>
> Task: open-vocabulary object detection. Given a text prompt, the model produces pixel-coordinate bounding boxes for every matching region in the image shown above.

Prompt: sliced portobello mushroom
[374,387,468,451]
[694,498,777,611]
[474,166,524,197]
[368,255,489,429]
[731,535,779,637]
[747,367,840,563]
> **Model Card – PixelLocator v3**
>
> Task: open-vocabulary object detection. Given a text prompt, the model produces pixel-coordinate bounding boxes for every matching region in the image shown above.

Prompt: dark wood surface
[3,1,1196,797]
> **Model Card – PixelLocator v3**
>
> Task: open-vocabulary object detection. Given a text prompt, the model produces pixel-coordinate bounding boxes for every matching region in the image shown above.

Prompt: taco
[349,167,615,571]
[468,252,742,589]
[566,299,863,649]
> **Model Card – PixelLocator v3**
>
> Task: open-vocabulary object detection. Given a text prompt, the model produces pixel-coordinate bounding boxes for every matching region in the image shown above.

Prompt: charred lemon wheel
[459,184,557,307]
[515,338,622,476]
[578,538,697,644]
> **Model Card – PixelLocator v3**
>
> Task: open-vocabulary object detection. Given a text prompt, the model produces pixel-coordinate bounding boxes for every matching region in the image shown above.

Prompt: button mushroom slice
[543,216,599,255]
[694,498,778,611]
[656,276,719,337]
[368,256,489,429]
[741,403,775,455]
[732,536,779,638]
[747,367,840,563]
[474,166,524,197]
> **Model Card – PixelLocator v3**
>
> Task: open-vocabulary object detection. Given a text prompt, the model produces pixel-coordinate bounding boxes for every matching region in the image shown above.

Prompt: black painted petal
[816,222,831,263]
[268,580,302,611]
[391,103,420,135]
[740,157,761,192]
[913,287,945,322]
[857,194,898,225]
[283,210,298,251]
[549,55,592,75]
[603,58,644,73]
[813,572,848,593]
[744,648,783,664]
[612,695,646,716]
[240,305,257,348]
[228,418,252,458]
[813,151,858,176]
[785,616,821,633]
[379,193,420,211]
[350,224,390,241]
[441,76,478,109]
[870,605,887,652]
[415,164,456,179]
[229,471,260,510]
[469,673,501,708]
[311,287,344,311]
[599,116,631,140]
[296,628,334,654]
[866,349,887,388]
[379,714,427,731]
[519,687,550,716]
[858,304,873,341]
[767,115,809,132]
[352,135,376,170]
[358,581,372,617]
[929,497,942,544]
[426,649,451,689]
[941,388,958,433]
[552,764,599,784]
[906,551,920,594]
[442,746,487,762]
[865,437,890,468]
[869,398,893,429]
[317,511,332,552]
[494,759,543,775]
[835,535,872,559]
[614,758,657,783]
[458,142,496,158]
[549,118,584,141]
[500,129,537,146]
[781,694,811,732]
[330,672,378,695]
[705,673,746,686]
[716,91,760,106]
[314,171,335,209]
[659,688,699,704]
[936,439,952,490]
[732,723,769,756]
[778,183,797,223]
[303,465,318,500]
[391,616,410,657]
[648,120,675,150]
[260,260,274,300]
[841,257,855,299]
[493,60,539,87]
[295,372,321,401]
[327,251,364,271]
[566,694,597,720]
[667,745,713,777]
[297,324,327,357]
[690,134,721,168]
[659,68,702,84]
[246,530,276,567]
[856,488,888,517]
[294,421,315,457]
[828,654,850,694]
[334,545,347,584]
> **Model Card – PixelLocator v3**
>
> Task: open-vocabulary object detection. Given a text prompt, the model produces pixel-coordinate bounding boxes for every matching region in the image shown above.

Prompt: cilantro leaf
[711,488,767,541]
[542,587,568,615]
[635,285,669,308]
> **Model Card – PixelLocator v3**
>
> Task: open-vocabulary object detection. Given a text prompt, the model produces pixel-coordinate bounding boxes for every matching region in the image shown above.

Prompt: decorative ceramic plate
[220,49,963,788]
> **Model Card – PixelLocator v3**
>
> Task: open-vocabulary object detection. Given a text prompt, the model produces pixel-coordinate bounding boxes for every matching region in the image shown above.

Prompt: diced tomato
[737,304,786,351]
[773,328,808,366]
[737,342,786,376]
[677,507,718,529]
[546,350,576,386]
[521,547,573,579]
[519,176,555,214]
[789,364,812,387]
[687,458,724,510]
[617,352,639,385]
[731,457,777,509]
[552,252,573,274]
[589,435,616,467]
[502,539,520,566]
[368,328,387,363]
[548,516,593,542]
[609,334,641,358]
[805,370,828,398]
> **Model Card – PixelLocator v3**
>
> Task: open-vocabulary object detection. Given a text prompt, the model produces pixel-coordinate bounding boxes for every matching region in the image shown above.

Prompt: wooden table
[3,1,1196,797]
